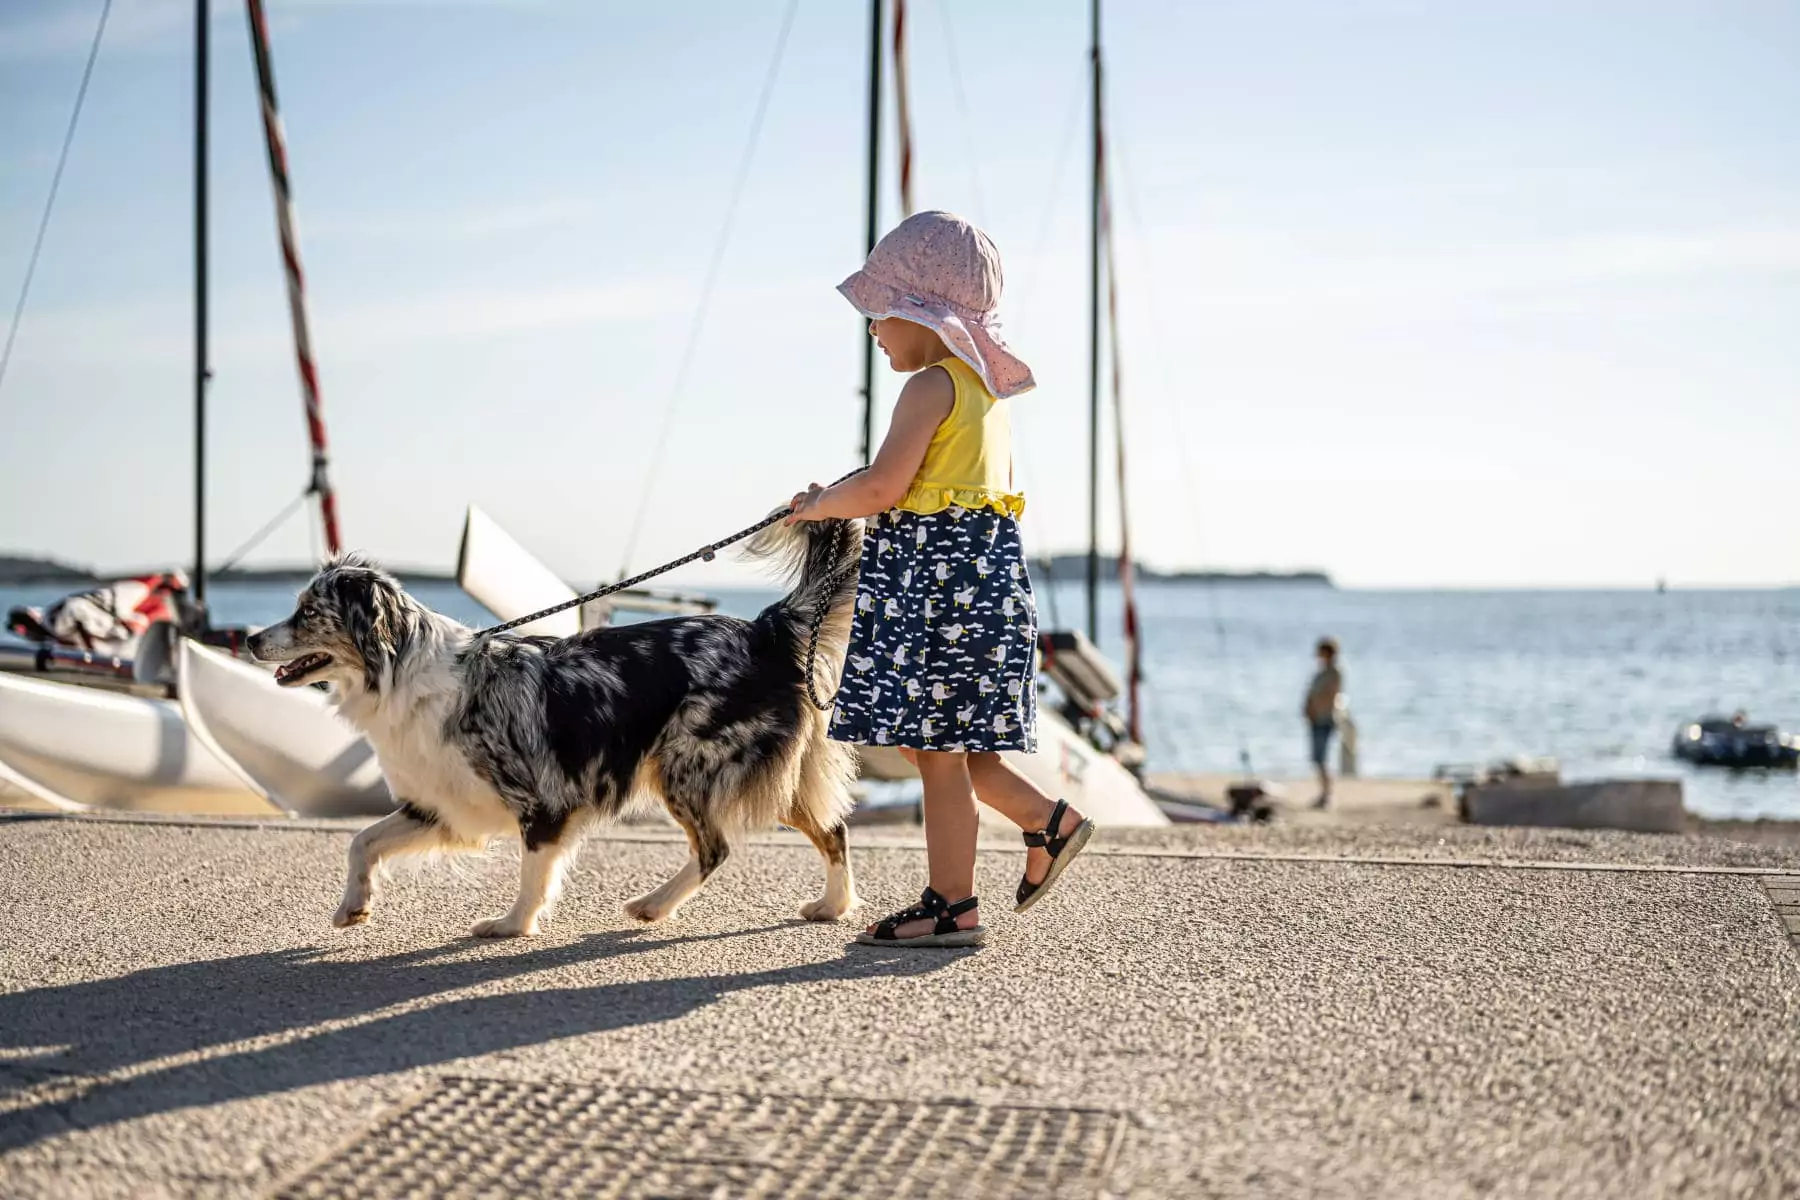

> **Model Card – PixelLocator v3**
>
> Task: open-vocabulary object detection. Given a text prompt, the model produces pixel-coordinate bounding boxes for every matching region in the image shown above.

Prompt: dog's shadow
[0,922,956,1154]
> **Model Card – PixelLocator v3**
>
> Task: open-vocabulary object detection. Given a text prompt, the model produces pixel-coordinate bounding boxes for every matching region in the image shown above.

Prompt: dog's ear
[341,573,403,692]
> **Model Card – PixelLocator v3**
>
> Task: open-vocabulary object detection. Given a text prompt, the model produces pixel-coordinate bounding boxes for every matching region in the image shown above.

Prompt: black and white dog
[247,516,864,937]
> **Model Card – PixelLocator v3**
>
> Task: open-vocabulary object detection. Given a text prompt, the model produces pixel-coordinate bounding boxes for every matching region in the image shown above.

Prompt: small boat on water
[1671,714,1799,770]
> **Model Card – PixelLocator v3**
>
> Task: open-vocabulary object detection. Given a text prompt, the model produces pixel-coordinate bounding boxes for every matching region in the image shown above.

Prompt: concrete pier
[2,813,1797,1198]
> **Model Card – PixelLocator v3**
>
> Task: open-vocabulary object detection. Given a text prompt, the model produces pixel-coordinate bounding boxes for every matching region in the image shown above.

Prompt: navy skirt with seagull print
[829,506,1038,753]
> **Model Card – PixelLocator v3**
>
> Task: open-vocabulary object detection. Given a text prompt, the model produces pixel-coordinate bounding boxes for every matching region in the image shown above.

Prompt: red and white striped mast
[1099,131,1143,746]
[892,0,914,218]
[243,0,342,558]
[1092,0,1142,744]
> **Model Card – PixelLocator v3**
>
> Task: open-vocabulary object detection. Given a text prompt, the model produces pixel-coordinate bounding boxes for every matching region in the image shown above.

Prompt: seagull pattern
[829,506,1037,752]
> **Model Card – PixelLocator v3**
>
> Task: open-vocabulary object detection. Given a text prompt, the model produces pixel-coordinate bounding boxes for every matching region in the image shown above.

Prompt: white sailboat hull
[857,710,1167,828]
[0,672,271,814]
[177,640,392,819]
[1005,715,1165,826]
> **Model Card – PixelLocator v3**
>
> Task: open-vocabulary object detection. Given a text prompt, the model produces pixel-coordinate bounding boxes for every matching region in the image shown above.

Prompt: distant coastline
[1032,554,1333,587]
[1,551,1333,590]
[0,554,95,585]
[0,554,455,587]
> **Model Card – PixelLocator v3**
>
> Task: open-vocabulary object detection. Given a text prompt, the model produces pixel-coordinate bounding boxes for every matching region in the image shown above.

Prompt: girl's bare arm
[787,365,954,523]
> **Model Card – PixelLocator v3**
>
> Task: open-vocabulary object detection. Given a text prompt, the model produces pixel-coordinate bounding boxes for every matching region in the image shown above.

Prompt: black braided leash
[470,470,864,710]
[798,520,861,710]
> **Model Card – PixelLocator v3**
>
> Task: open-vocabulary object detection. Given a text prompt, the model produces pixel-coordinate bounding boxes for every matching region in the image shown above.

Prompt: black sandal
[853,886,986,948]
[1015,799,1096,913]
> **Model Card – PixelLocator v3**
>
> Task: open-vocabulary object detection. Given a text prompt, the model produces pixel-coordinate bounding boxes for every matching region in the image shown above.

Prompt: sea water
[4,579,1794,819]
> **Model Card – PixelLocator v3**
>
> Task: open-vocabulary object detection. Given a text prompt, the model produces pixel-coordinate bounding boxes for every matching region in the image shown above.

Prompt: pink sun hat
[838,210,1036,399]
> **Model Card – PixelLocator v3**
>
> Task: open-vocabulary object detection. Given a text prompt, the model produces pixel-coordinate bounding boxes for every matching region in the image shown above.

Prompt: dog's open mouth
[273,652,333,686]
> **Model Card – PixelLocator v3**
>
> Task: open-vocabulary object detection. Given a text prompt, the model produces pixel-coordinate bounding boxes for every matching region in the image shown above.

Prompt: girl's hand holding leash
[785,483,825,526]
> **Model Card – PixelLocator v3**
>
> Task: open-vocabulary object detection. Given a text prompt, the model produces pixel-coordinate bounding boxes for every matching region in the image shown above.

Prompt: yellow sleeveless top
[896,357,1026,519]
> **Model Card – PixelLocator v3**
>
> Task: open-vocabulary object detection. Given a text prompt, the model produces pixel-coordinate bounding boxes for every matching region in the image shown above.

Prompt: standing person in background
[1303,638,1342,809]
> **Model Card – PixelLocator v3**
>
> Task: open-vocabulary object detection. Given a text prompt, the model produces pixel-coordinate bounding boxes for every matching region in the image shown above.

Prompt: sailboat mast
[859,0,884,465]
[193,0,209,610]
[1086,0,1102,641]
[245,0,342,558]
[892,0,914,218]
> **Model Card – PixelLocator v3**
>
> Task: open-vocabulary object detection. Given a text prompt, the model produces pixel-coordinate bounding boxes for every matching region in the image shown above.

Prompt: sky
[1,0,1796,589]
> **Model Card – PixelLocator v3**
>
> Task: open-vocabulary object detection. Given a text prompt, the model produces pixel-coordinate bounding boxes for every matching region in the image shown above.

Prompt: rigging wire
[1099,136,1145,744]
[1110,123,1257,775]
[928,6,1092,629]
[933,0,989,223]
[615,0,801,577]
[999,66,1088,623]
[216,490,310,576]
[0,0,115,399]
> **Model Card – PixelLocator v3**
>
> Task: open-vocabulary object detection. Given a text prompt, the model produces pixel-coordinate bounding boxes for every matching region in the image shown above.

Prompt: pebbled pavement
[1,815,1796,1198]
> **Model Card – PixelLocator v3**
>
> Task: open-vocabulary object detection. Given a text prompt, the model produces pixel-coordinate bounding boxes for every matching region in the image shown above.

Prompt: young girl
[787,210,1094,947]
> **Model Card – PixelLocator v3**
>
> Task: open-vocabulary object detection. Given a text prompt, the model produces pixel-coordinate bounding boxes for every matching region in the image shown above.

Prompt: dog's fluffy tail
[742,514,865,836]
[741,514,865,629]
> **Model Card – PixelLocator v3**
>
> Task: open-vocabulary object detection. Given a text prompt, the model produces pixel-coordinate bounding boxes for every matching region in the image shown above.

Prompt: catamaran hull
[178,640,393,818]
[0,672,271,814]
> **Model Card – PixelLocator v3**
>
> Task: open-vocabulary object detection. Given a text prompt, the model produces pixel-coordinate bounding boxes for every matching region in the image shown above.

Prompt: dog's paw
[622,895,668,924]
[799,892,859,923]
[470,915,537,938]
[332,904,370,929]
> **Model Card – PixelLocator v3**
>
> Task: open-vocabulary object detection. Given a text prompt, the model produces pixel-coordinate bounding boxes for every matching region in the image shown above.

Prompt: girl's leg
[868,749,982,937]
[967,752,1086,887]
